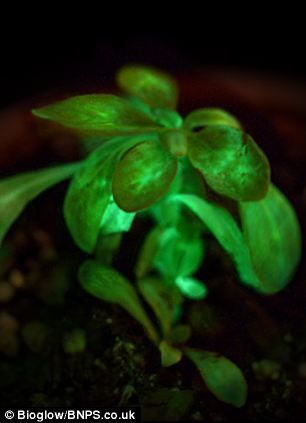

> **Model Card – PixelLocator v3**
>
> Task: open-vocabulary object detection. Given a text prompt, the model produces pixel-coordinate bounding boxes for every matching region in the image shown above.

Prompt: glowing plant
[0,65,302,407]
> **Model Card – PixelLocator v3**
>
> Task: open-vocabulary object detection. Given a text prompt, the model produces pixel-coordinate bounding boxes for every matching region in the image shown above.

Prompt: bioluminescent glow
[0,64,301,408]
[112,141,177,212]
[116,64,178,109]
[188,125,270,201]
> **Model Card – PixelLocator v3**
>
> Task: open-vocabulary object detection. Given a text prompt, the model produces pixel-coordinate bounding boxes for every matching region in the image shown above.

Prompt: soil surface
[1,71,306,421]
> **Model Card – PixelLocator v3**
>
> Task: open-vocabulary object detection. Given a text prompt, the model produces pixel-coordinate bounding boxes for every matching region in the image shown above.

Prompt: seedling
[0,65,302,407]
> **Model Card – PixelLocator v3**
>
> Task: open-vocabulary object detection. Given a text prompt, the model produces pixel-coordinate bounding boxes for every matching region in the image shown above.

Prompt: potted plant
[0,65,303,420]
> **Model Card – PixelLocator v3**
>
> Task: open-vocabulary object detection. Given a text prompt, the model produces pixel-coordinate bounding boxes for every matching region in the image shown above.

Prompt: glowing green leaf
[79,260,158,344]
[33,94,159,135]
[64,138,140,253]
[239,184,302,294]
[172,191,301,294]
[175,276,208,300]
[159,340,182,367]
[135,227,163,279]
[152,109,183,129]
[112,141,177,212]
[188,126,270,201]
[171,194,260,289]
[186,349,247,407]
[117,65,178,109]
[154,227,204,280]
[0,163,79,246]
[100,196,135,235]
[125,96,155,119]
[184,108,242,131]
[137,277,174,336]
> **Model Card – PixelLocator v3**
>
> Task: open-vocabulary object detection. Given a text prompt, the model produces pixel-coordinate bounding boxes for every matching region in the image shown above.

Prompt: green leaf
[186,349,247,407]
[125,96,155,119]
[152,109,183,129]
[184,108,242,131]
[100,196,135,235]
[95,233,122,265]
[64,137,141,253]
[172,191,301,294]
[159,340,182,367]
[171,194,261,290]
[187,126,270,201]
[137,277,174,336]
[79,260,159,344]
[116,65,178,109]
[112,141,178,212]
[0,163,79,246]
[239,184,302,294]
[154,227,204,280]
[135,227,163,279]
[33,94,159,135]
[175,276,208,300]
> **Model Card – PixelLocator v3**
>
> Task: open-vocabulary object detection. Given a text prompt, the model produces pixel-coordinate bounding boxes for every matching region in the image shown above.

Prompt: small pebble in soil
[62,329,87,354]
[0,281,15,302]
[252,359,281,380]
[118,384,136,405]
[9,269,25,288]
[93,358,107,371]
[191,411,204,421]
[0,311,19,356]
[22,321,49,353]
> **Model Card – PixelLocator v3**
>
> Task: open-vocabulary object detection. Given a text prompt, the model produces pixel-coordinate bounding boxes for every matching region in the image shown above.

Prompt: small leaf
[117,65,178,109]
[159,340,182,367]
[100,196,135,235]
[186,349,247,407]
[184,108,242,131]
[112,141,178,212]
[175,276,208,300]
[33,94,159,135]
[152,109,183,129]
[79,260,158,344]
[135,227,163,279]
[137,277,174,336]
[0,163,79,246]
[64,138,141,253]
[239,184,302,294]
[188,126,270,201]
[154,227,204,280]
[95,233,122,265]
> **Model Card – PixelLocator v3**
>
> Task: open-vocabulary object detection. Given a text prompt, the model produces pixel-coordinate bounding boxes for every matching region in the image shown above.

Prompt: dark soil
[1,74,306,421]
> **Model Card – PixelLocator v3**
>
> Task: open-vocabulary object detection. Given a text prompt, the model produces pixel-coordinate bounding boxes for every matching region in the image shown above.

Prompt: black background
[0,12,305,109]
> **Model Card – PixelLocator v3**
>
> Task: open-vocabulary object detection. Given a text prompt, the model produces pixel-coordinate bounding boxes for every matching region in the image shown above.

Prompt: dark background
[1,19,305,109]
